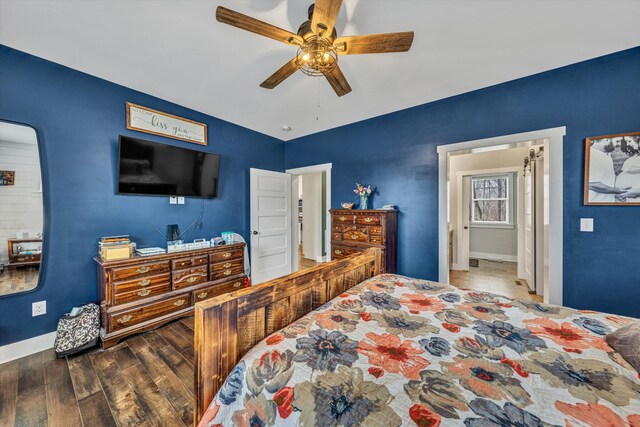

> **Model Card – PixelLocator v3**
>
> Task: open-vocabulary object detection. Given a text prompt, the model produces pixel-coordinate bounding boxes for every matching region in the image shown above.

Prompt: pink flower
[358,332,429,380]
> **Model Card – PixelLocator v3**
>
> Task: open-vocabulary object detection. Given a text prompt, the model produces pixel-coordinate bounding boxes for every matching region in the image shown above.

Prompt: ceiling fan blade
[311,0,342,38]
[216,6,302,46]
[260,58,301,89]
[334,32,414,55]
[322,65,352,97]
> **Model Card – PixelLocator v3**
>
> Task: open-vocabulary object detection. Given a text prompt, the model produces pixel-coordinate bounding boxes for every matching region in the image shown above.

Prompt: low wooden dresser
[95,243,246,348]
[330,209,397,273]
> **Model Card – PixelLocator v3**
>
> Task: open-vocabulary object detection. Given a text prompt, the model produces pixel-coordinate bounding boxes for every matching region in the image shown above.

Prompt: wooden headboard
[193,247,382,423]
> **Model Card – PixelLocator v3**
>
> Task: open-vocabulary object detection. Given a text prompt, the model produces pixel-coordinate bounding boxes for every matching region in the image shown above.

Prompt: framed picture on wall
[0,170,15,186]
[584,131,640,205]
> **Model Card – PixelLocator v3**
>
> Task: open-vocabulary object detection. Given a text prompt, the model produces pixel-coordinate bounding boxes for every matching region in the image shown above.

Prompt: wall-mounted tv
[117,135,220,198]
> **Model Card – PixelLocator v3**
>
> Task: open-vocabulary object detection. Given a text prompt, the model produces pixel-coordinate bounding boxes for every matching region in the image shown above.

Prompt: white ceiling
[1,0,639,141]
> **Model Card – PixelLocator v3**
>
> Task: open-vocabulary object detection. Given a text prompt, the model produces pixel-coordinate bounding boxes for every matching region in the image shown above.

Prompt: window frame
[470,173,513,226]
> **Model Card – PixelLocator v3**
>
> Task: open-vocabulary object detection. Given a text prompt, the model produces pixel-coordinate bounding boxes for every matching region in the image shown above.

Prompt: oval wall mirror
[0,121,44,296]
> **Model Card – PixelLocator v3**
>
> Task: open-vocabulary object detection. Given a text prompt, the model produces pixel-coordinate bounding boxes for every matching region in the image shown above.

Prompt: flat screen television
[117,135,220,198]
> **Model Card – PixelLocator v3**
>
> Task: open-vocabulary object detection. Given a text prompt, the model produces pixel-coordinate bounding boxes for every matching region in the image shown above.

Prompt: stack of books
[136,247,166,257]
[99,235,133,260]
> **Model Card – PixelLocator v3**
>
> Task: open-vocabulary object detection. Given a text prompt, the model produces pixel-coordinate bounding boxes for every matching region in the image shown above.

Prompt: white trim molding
[286,163,333,269]
[469,252,518,263]
[0,332,56,364]
[438,126,565,305]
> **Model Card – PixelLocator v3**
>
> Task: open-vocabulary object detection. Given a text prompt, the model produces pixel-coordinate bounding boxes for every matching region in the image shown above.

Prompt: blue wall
[285,47,640,318]
[0,46,284,345]
[2,44,638,346]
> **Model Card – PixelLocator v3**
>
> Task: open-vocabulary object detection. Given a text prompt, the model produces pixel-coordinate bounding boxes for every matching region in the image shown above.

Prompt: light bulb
[302,54,310,61]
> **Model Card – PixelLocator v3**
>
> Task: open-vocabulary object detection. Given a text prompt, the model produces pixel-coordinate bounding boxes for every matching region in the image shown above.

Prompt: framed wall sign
[126,102,207,145]
[584,131,640,205]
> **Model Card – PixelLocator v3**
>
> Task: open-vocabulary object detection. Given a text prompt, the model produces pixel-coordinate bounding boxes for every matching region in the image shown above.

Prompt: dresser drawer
[210,258,244,281]
[109,293,190,331]
[342,229,368,243]
[171,255,208,270]
[193,278,246,303]
[331,244,363,260]
[209,248,244,263]
[369,226,382,236]
[113,273,170,294]
[10,254,41,263]
[172,265,208,290]
[110,261,170,282]
[333,214,355,224]
[355,215,381,226]
[114,283,171,305]
[370,235,383,244]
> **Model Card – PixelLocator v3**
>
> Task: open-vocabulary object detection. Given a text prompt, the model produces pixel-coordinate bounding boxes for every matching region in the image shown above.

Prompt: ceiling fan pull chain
[316,77,320,121]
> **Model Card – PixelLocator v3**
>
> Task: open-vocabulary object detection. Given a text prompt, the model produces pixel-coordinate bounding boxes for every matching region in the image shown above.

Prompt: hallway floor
[449,259,543,302]
[297,245,321,272]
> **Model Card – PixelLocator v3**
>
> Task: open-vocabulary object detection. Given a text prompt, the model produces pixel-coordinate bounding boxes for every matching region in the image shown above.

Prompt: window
[471,174,511,224]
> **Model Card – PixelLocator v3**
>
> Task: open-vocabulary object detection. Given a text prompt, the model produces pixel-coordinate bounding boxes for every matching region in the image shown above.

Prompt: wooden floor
[450,259,543,302]
[0,267,39,296]
[297,245,321,272]
[0,317,196,427]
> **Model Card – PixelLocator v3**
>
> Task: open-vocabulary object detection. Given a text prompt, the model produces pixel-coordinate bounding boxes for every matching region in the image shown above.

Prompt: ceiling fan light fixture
[296,36,337,77]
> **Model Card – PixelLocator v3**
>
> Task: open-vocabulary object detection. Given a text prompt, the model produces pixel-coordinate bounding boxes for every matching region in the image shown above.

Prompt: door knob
[252,230,259,235]
[464,226,469,230]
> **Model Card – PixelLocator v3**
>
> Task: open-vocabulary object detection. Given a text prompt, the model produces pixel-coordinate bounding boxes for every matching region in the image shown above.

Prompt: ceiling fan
[216,0,414,96]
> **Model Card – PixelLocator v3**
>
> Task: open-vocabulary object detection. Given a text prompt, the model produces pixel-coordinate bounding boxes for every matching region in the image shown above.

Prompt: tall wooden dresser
[330,209,397,273]
[95,243,247,348]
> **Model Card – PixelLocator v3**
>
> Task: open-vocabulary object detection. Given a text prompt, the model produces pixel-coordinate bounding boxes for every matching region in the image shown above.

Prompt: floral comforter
[200,274,640,426]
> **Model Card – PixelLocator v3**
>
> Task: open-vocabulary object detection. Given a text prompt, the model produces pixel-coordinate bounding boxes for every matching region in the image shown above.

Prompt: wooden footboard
[193,247,382,424]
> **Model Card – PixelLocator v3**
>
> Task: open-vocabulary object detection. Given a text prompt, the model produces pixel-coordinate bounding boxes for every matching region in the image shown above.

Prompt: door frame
[285,163,332,272]
[453,166,521,271]
[437,127,565,305]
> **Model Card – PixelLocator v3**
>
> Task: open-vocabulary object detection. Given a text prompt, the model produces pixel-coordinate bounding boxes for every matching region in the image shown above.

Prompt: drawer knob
[138,279,150,287]
[233,282,242,288]
[187,276,198,283]
[174,299,186,307]
[117,315,132,324]
[223,262,232,268]
[223,269,232,276]
[339,216,347,221]
[365,217,373,222]
[351,235,359,240]
[137,266,150,274]
[335,250,342,255]
[197,292,208,299]
[137,289,151,297]
[222,252,232,258]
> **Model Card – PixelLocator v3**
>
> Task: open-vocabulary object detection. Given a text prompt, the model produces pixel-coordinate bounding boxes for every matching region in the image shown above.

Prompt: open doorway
[447,145,544,302]
[437,127,565,306]
[286,163,332,273]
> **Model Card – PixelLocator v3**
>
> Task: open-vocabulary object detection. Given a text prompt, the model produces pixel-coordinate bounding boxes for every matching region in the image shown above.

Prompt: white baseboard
[0,332,56,364]
[316,255,326,263]
[469,252,517,263]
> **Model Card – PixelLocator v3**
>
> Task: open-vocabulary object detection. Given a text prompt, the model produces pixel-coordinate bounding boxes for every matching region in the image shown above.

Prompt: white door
[535,153,547,296]
[523,169,536,291]
[456,176,471,270]
[250,168,292,285]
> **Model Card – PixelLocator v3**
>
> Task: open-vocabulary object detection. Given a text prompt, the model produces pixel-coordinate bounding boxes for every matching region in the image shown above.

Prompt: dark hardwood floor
[0,317,196,427]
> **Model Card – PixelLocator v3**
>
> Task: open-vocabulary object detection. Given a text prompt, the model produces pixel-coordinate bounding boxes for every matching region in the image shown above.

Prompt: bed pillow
[606,321,640,372]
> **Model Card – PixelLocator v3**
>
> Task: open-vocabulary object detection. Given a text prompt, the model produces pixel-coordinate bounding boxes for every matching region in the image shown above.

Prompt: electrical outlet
[32,300,46,316]
[169,196,177,205]
[177,196,185,205]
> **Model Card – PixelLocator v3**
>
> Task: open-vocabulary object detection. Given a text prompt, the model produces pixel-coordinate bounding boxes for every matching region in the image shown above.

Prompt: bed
[194,248,640,426]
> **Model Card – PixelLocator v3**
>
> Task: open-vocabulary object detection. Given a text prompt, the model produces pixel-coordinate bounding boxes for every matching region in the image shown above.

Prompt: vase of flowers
[354,183,372,210]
